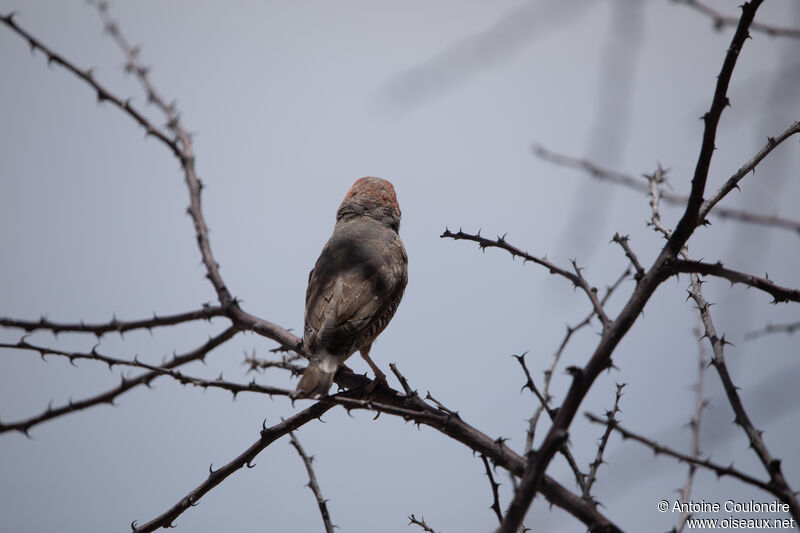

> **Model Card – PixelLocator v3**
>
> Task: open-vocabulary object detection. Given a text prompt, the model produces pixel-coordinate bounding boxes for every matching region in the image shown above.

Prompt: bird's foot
[364,373,387,396]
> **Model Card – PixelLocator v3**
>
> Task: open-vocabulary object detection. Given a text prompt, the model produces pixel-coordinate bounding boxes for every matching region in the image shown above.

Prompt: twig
[526,267,630,452]
[699,120,800,222]
[648,140,800,522]
[513,353,588,496]
[584,413,773,493]
[481,455,504,525]
[0,327,238,435]
[0,13,178,155]
[244,350,305,377]
[673,0,800,39]
[0,305,225,336]
[98,4,232,308]
[131,402,334,532]
[499,4,765,531]
[687,266,800,520]
[674,260,800,303]
[612,234,645,282]
[584,383,625,499]
[533,144,800,236]
[674,324,708,533]
[289,431,336,533]
[745,320,800,340]
[441,229,609,326]
[408,514,439,533]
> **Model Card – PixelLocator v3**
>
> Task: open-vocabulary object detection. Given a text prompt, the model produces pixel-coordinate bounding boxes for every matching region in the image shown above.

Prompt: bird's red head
[343,177,399,211]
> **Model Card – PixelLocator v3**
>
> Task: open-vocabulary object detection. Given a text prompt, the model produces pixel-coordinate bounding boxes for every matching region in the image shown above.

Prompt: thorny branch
[699,120,800,222]
[481,455,504,525]
[408,514,439,533]
[745,320,800,339]
[584,383,625,500]
[289,431,336,533]
[0,306,225,337]
[0,327,239,435]
[440,228,609,326]
[584,413,774,493]
[674,259,800,303]
[2,2,796,532]
[673,325,708,533]
[673,0,800,39]
[687,263,800,520]
[5,334,620,532]
[497,4,767,531]
[513,353,589,497]
[533,144,800,237]
[526,267,631,453]
[646,147,799,521]
[131,402,335,533]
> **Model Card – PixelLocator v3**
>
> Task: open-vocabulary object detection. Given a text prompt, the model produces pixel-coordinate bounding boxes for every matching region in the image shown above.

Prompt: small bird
[293,177,408,399]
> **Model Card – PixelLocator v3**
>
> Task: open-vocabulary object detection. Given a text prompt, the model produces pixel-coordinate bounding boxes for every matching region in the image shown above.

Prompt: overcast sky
[1,1,799,532]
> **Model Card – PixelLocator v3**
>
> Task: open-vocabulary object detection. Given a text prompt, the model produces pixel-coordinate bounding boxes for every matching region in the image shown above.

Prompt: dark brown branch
[513,353,588,496]
[674,324,709,533]
[533,144,800,236]
[289,431,336,533]
[46,338,616,531]
[244,350,305,377]
[0,12,178,156]
[408,514,438,533]
[131,402,334,532]
[673,0,800,39]
[745,320,800,340]
[612,234,644,282]
[687,268,800,521]
[585,383,625,500]
[699,120,800,222]
[0,327,238,435]
[441,228,609,326]
[481,455,504,525]
[585,413,773,493]
[674,260,800,303]
[499,4,764,531]
[0,305,225,337]
[526,267,631,453]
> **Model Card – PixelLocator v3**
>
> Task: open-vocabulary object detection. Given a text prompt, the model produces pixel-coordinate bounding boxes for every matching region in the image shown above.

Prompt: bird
[293,177,408,399]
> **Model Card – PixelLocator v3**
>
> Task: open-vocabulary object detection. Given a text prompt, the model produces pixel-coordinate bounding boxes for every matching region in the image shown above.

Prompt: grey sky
[1,1,799,532]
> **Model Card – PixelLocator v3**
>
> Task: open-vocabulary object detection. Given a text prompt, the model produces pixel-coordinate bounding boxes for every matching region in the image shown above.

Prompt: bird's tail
[293,351,339,399]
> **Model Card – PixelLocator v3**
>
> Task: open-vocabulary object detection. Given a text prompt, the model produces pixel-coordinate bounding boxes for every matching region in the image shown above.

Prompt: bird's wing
[305,223,407,355]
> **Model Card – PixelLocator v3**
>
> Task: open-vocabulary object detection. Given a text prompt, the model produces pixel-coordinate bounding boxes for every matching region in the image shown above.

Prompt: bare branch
[441,229,609,325]
[499,4,765,530]
[408,514,439,533]
[244,350,305,377]
[131,402,334,532]
[745,320,800,340]
[674,260,800,303]
[687,268,800,520]
[0,13,178,156]
[89,2,235,307]
[513,353,588,496]
[699,120,800,223]
[481,455,504,525]
[585,413,773,493]
[611,234,645,282]
[0,305,225,337]
[526,267,631,452]
[533,144,800,236]
[585,383,625,499]
[673,0,800,39]
[0,327,238,435]
[289,431,336,533]
[674,324,709,533]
